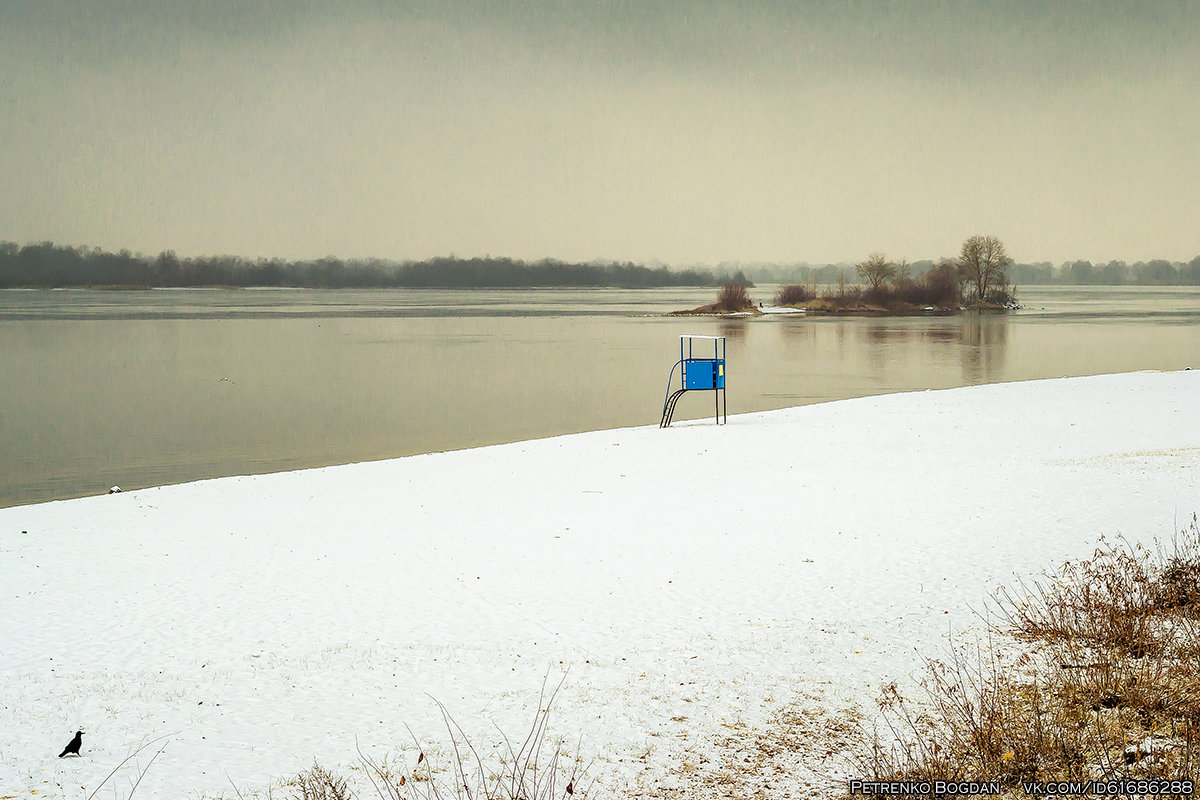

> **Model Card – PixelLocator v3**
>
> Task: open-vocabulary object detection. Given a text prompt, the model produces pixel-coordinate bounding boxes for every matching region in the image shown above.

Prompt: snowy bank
[2,371,1198,798]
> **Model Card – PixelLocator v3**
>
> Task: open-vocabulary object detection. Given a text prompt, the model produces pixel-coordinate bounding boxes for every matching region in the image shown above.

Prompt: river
[2,285,1198,508]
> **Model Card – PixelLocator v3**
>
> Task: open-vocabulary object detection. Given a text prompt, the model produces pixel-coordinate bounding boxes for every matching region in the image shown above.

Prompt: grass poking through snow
[856,515,1200,796]
[282,675,589,800]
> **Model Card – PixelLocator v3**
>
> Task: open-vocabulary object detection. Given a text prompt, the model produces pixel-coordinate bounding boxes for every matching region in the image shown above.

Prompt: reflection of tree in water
[718,320,748,340]
[959,314,1009,382]
[857,314,1010,383]
[778,318,817,350]
[921,324,959,344]
[861,321,910,372]
[864,323,912,345]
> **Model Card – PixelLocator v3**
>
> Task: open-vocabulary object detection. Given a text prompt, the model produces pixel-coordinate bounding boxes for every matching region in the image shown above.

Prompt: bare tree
[957,235,1013,301]
[855,252,896,291]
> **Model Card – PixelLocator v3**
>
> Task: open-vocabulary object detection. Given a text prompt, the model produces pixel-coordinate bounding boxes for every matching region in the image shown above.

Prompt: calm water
[2,285,1199,508]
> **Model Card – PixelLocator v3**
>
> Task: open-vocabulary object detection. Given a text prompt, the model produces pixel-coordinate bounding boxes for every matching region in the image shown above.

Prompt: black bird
[58,730,83,758]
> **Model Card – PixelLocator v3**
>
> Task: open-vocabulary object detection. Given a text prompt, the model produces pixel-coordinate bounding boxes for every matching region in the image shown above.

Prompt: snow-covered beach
[2,371,1198,798]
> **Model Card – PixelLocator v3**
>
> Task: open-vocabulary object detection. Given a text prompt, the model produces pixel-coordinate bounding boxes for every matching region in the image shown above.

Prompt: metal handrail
[661,358,684,415]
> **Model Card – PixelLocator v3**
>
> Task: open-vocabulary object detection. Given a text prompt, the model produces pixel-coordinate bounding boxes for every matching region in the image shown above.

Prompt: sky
[2,1,1198,265]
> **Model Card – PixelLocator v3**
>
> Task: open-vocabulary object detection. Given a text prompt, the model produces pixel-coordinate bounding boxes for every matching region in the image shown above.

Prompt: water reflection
[779,318,816,343]
[921,324,959,343]
[858,313,1010,382]
[863,322,902,345]
[717,319,748,340]
[959,315,1009,383]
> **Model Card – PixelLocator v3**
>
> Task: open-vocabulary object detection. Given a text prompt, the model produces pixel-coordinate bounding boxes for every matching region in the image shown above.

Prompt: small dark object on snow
[108,486,122,494]
[59,730,83,757]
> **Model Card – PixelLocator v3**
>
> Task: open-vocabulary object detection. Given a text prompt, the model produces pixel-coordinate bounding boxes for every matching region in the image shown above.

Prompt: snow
[2,371,1198,798]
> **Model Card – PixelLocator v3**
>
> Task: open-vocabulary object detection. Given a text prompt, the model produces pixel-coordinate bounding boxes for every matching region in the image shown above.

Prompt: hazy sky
[2,1,1197,265]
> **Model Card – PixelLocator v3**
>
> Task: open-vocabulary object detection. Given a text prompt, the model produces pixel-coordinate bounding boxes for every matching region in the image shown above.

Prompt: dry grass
[639,689,863,800]
[290,763,352,800]
[855,515,1200,797]
[285,677,589,800]
[774,284,817,306]
[714,282,753,312]
[766,264,966,314]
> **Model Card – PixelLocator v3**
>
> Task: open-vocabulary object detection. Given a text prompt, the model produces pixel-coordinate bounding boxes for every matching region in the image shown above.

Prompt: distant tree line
[0,242,723,289]
[5,240,1197,290]
[1007,257,1200,286]
[755,255,1200,287]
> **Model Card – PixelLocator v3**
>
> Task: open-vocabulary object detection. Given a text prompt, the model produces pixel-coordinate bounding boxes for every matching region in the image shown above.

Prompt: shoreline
[0,367,1183,511]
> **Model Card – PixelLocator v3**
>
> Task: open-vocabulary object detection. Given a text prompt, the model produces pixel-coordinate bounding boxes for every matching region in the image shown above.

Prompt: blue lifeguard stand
[660,335,727,427]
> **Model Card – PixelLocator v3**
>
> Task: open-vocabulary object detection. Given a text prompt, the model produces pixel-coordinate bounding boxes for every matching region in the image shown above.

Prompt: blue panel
[684,359,717,390]
[715,360,725,389]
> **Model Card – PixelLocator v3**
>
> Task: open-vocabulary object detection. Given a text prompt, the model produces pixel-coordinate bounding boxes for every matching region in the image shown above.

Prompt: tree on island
[957,235,1013,303]
[855,252,897,291]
